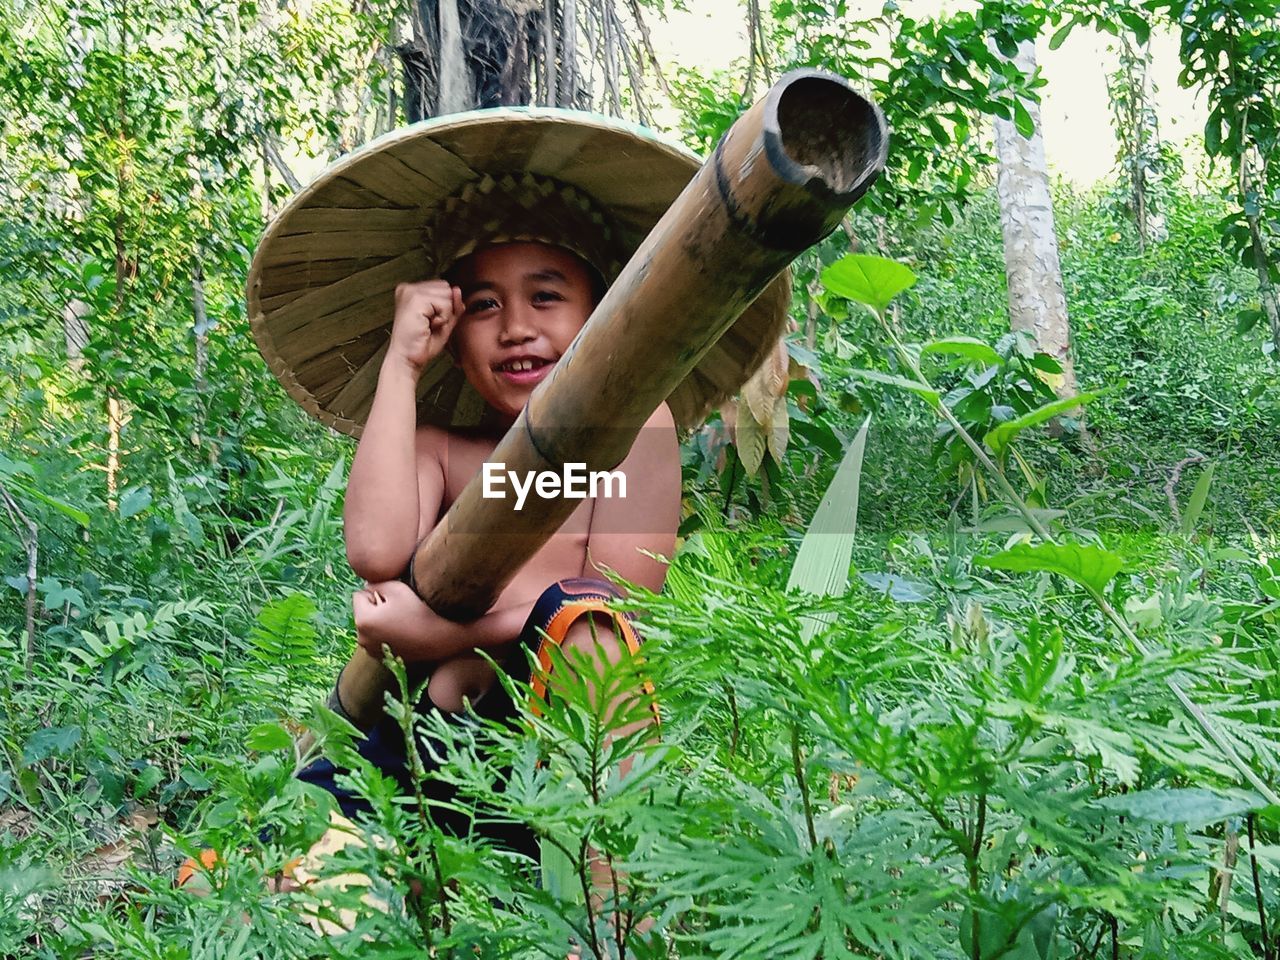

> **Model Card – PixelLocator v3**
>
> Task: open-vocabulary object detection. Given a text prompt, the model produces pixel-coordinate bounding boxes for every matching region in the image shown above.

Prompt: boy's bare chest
[435,433,593,603]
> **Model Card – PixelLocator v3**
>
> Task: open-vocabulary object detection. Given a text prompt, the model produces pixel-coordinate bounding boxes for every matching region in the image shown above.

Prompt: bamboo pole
[325,69,888,734]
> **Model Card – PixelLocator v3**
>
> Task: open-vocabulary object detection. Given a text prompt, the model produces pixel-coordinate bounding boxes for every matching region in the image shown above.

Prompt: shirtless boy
[202,111,790,920]
[294,239,680,831]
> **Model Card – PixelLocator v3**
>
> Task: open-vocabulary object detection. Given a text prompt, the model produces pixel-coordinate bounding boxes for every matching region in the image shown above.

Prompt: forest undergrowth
[3,180,1280,959]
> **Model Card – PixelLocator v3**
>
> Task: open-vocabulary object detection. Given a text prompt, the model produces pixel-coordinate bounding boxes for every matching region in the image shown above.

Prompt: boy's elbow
[345,544,409,584]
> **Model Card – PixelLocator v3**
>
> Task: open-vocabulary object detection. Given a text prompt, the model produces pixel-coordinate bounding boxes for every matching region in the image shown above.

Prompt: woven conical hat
[247,107,791,436]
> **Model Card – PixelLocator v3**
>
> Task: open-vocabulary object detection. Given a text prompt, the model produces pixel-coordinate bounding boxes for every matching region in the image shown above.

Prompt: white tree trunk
[437,0,472,113]
[994,40,1079,400]
[63,300,89,369]
[192,261,211,392]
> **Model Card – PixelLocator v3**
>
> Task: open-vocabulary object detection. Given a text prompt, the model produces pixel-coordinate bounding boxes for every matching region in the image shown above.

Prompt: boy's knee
[561,612,623,664]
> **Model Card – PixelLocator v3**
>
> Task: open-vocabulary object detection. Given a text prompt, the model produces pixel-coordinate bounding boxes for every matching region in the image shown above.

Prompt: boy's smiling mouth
[493,353,555,385]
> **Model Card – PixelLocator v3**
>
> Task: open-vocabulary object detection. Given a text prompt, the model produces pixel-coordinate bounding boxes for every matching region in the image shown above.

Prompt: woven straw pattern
[424,172,627,282]
[246,109,790,437]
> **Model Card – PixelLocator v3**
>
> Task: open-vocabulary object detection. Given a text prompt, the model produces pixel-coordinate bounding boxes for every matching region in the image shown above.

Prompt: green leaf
[40,579,83,611]
[541,841,581,904]
[1013,97,1035,138]
[821,254,917,313]
[1028,353,1063,374]
[984,389,1109,454]
[1179,462,1215,537]
[850,369,940,406]
[1095,788,1264,829]
[23,726,82,764]
[788,416,871,640]
[859,571,934,602]
[1048,19,1075,49]
[1236,308,1262,334]
[978,541,1124,594]
[133,763,164,797]
[3,476,90,526]
[117,485,152,520]
[249,593,318,666]
[245,722,293,753]
[920,336,1001,367]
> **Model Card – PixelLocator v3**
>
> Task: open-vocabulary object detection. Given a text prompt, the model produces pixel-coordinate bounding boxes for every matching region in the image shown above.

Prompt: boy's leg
[513,579,660,947]
[178,580,659,895]
[517,578,659,732]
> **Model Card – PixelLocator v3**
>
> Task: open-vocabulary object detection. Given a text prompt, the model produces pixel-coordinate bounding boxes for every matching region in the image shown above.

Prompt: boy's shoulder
[412,422,496,471]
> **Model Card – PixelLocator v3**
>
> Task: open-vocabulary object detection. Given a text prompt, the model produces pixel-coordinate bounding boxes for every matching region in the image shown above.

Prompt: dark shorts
[295,578,637,860]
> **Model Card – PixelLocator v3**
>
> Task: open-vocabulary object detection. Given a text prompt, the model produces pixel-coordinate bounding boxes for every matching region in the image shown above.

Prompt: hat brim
[247,107,791,436]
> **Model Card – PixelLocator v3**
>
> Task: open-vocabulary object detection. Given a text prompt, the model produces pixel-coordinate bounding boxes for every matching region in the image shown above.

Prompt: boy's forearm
[364,584,534,661]
[431,602,532,659]
[344,358,421,578]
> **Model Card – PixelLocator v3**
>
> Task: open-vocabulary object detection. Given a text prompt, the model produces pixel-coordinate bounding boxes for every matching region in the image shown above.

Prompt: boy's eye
[532,290,563,304]
[466,297,498,314]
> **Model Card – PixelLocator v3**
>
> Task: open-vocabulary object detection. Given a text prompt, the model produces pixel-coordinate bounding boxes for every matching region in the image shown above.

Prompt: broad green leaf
[821,254,917,313]
[40,579,84,611]
[1179,462,1215,537]
[245,722,293,753]
[984,389,1108,455]
[23,726,82,764]
[1013,98,1035,138]
[850,369,940,407]
[1236,308,1263,334]
[978,541,1124,594]
[133,763,164,797]
[1095,788,1264,829]
[117,485,152,520]
[788,416,871,640]
[78,629,111,659]
[920,336,1001,367]
[1028,353,1063,374]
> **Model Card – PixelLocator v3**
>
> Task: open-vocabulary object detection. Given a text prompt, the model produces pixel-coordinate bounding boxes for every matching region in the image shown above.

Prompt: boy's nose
[498,304,537,344]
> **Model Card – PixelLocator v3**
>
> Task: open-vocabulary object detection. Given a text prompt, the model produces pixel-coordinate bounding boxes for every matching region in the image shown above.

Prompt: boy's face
[448,242,597,421]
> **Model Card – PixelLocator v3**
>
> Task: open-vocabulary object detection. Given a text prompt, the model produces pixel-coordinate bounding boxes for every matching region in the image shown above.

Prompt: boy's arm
[344,280,462,582]
[580,403,681,591]
[353,580,534,662]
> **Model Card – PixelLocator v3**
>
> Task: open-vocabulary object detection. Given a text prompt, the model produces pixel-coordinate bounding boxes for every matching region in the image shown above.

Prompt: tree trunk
[559,0,579,107]
[437,0,471,113]
[1108,35,1158,252]
[541,0,557,105]
[392,0,662,119]
[399,0,439,122]
[1241,152,1280,357]
[600,0,619,115]
[64,300,89,369]
[994,39,1079,401]
[1247,209,1280,357]
[192,259,211,393]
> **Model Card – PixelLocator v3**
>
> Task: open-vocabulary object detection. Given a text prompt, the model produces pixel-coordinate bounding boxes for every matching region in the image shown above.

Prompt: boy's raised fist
[388,280,465,374]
